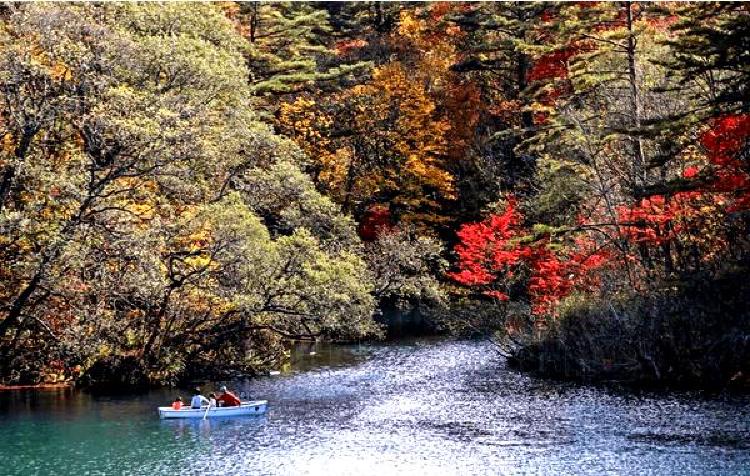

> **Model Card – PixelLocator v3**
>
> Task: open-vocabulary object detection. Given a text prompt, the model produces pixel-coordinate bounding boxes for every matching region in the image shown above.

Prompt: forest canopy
[1,2,748,390]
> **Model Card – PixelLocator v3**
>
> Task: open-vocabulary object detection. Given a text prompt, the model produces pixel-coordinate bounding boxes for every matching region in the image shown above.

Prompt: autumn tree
[0,3,378,386]
[446,3,552,205]
[448,2,750,387]
[278,5,484,231]
[224,1,369,113]
[365,228,448,326]
[278,60,457,229]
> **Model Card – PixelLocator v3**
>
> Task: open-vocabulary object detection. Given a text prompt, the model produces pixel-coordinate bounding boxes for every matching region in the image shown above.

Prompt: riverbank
[0,383,72,391]
[501,268,750,392]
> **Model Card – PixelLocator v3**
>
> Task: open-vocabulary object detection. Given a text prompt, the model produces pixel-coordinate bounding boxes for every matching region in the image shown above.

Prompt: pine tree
[325,1,404,37]
[232,1,369,99]
[447,3,552,197]
[617,2,749,198]
[450,2,550,124]
[665,2,749,114]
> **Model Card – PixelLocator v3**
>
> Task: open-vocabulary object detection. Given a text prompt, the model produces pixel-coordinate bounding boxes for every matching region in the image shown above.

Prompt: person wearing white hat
[216,385,241,407]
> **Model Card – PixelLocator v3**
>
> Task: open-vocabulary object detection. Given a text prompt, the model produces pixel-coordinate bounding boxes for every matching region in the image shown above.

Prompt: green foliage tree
[231,1,369,103]
[665,2,750,114]
[448,2,551,194]
[0,2,377,386]
[365,228,447,310]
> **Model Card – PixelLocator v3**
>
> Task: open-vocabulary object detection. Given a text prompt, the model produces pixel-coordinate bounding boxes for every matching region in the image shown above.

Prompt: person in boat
[190,388,209,409]
[208,393,217,408]
[216,385,241,407]
[172,396,183,410]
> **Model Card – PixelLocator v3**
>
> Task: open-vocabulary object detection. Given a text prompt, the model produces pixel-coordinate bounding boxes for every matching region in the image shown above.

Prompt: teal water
[1,339,750,475]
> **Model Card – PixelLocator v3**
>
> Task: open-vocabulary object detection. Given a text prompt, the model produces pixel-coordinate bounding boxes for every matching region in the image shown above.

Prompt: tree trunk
[0,248,54,336]
[141,283,177,364]
[625,1,647,186]
[0,126,37,211]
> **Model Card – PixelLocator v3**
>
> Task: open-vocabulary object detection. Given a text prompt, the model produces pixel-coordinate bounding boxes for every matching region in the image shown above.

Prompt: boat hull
[158,400,268,419]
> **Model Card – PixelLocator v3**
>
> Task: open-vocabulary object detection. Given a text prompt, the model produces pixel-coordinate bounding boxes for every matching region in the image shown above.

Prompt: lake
[1,339,749,475]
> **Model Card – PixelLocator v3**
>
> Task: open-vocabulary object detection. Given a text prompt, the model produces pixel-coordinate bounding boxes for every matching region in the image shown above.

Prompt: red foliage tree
[450,198,609,316]
[616,193,702,245]
[449,197,525,294]
[700,114,750,212]
[358,204,395,241]
[616,114,750,248]
[527,47,581,82]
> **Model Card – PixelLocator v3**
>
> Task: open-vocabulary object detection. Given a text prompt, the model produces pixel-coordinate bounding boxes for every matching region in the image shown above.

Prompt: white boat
[158,400,268,419]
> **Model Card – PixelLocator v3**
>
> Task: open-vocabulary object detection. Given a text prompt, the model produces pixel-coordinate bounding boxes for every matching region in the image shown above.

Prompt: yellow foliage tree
[276,4,486,229]
[278,61,456,226]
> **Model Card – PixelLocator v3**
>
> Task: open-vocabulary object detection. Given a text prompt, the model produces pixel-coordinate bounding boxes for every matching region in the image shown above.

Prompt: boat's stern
[243,400,268,414]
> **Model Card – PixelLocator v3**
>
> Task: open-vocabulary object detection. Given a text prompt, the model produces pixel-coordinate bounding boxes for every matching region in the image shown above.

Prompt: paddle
[202,400,211,420]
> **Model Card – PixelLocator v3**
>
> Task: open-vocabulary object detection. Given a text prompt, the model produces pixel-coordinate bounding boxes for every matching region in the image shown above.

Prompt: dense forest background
[0,2,748,390]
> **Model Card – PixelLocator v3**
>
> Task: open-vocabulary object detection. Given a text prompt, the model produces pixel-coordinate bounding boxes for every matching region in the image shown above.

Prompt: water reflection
[1,339,749,475]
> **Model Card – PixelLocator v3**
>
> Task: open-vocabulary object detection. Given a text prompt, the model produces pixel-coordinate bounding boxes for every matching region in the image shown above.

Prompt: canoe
[158,400,268,419]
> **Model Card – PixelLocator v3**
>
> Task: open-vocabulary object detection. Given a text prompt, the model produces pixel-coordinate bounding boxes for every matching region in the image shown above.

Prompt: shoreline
[0,383,73,391]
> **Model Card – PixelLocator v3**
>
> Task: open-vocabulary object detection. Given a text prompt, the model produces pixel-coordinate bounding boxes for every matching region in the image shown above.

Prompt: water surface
[1,339,749,475]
